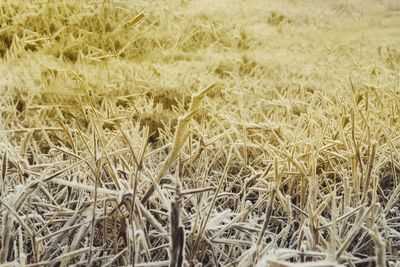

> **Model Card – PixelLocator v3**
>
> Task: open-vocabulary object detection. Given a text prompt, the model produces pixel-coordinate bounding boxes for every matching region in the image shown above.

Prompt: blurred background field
[0,0,399,266]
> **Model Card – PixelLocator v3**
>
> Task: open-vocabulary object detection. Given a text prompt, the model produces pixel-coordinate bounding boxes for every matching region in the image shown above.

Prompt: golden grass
[0,0,400,266]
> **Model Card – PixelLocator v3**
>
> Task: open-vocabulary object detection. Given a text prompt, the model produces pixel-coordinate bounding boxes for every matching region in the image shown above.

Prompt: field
[0,0,400,266]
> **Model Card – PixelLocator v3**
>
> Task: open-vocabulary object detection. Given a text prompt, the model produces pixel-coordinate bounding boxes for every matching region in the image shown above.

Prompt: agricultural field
[0,0,400,266]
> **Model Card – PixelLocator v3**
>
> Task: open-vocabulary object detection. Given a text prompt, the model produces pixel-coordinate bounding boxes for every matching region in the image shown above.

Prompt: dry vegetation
[0,0,400,266]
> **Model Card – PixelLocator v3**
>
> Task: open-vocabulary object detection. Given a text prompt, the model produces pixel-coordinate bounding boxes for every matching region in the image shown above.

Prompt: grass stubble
[0,0,400,266]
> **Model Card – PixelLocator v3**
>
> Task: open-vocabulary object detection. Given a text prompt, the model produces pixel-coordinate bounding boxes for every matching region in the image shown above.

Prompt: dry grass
[0,0,400,266]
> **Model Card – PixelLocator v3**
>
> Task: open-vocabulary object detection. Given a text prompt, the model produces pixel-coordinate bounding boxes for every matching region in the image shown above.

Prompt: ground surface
[0,0,399,266]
